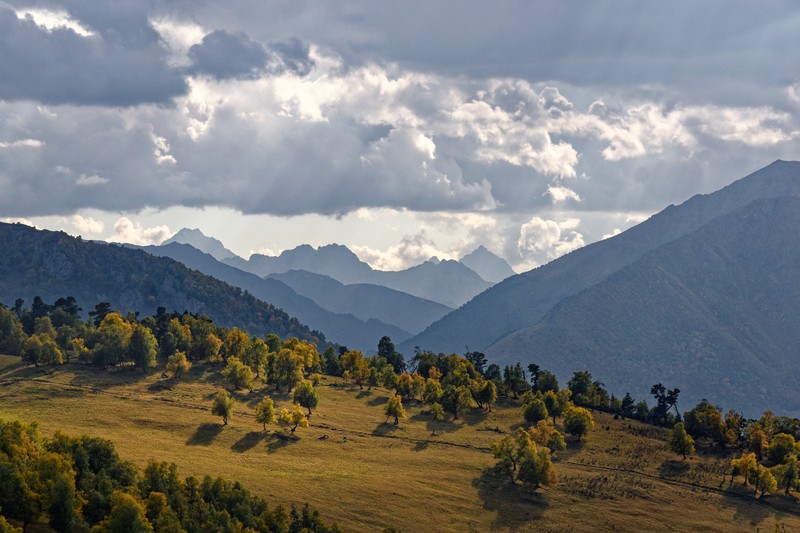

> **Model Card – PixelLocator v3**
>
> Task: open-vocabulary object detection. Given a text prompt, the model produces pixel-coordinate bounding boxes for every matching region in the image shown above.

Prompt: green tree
[93,491,153,532]
[144,492,182,533]
[211,390,235,425]
[93,312,133,367]
[200,332,223,365]
[293,380,319,416]
[772,455,799,495]
[130,324,158,372]
[747,422,769,458]
[668,422,695,459]
[385,395,406,425]
[255,397,276,430]
[221,357,255,392]
[442,385,472,420]
[273,348,304,392]
[429,402,444,436]
[423,377,443,405]
[766,433,797,464]
[523,397,549,425]
[563,406,594,441]
[166,351,192,379]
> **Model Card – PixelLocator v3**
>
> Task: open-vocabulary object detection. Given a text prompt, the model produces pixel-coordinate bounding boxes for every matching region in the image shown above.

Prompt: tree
[747,422,769,458]
[340,350,370,389]
[429,402,444,436]
[93,313,133,367]
[528,420,566,452]
[491,428,556,488]
[222,357,255,392]
[751,464,777,498]
[535,371,559,393]
[474,379,497,412]
[668,422,695,459]
[523,397,549,425]
[273,348,305,392]
[93,491,153,533]
[385,395,406,425]
[465,351,487,375]
[201,332,224,365]
[211,390,235,425]
[650,383,680,426]
[684,400,728,446]
[254,397,276,430]
[378,336,405,373]
[279,405,309,434]
[502,363,529,399]
[129,324,158,372]
[730,452,757,486]
[293,380,319,416]
[563,406,594,441]
[772,455,799,495]
[166,351,192,379]
[442,385,471,420]
[543,390,567,423]
[767,433,797,464]
[423,377,443,406]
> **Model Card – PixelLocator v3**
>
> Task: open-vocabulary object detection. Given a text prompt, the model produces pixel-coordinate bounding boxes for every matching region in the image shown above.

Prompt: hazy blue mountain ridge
[487,195,800,416]
[399,160,800,356]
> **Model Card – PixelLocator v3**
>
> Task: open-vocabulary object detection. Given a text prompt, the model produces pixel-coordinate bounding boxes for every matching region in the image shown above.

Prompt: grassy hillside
[1,364,798,531]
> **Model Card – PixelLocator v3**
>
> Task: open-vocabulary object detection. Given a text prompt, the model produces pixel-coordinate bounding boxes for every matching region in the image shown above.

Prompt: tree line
[0,418,340,532]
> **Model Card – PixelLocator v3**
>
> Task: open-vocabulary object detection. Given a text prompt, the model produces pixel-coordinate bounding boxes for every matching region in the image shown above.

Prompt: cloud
[188,29,268,80]
[108,217,171,246]
[0,138,43,148]
[0,3,186,105]
[546,185,582,204]
[352,231,454,271]
[75,174,108,186]
[71,214,104,235]
[517,216,585,268]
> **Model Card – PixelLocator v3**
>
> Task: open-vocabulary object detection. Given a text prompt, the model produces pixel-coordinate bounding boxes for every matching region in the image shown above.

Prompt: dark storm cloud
[0,3,186,106]
[188,29,268,80]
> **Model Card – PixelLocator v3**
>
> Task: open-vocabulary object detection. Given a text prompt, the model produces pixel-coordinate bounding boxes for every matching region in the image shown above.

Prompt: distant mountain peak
[164,228,238,262]
[459,246,515,283]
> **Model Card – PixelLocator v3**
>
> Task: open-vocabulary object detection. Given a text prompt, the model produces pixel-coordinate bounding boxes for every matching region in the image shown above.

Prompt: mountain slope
[267,270,452,335]
[139,243,410,351]
[0,223,322,343]
[164,228,238,261]
[225,243,492,307]
[400,160,800,356]
[488,196,800,415]
[459,246,516,283]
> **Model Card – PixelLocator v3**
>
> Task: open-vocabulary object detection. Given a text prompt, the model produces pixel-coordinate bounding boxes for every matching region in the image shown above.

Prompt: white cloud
[546,185,582,204]
[517,216,585,268]
[15,8,94,37]
[71,214,104,235]
[0,138,43,148]
[352,231,454,271]
[108,217,171,246]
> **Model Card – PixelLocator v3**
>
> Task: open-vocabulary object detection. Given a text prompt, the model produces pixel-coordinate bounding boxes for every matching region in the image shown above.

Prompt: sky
[1,1,800,271]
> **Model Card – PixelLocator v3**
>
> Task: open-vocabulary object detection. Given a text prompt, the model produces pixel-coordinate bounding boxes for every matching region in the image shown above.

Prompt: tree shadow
[356,390,372,399]
[472,468,548,529]
[658,459,690,480]
[373,422,404,435]
[266,432,297,453]
[231,431,266,453]
[461,407,489,426]
[186,423,223,446]
[366,395,387,407]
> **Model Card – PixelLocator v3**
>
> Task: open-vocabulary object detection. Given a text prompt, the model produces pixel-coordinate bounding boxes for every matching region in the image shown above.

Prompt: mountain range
[400,160,800,415]
[218,243,497,308]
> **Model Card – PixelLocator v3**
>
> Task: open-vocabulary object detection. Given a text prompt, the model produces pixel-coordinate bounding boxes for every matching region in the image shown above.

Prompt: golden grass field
[1,357,798,532]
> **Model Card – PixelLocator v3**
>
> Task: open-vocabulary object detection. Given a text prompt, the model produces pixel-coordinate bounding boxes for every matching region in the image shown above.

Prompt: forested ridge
[0,222,325,345]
